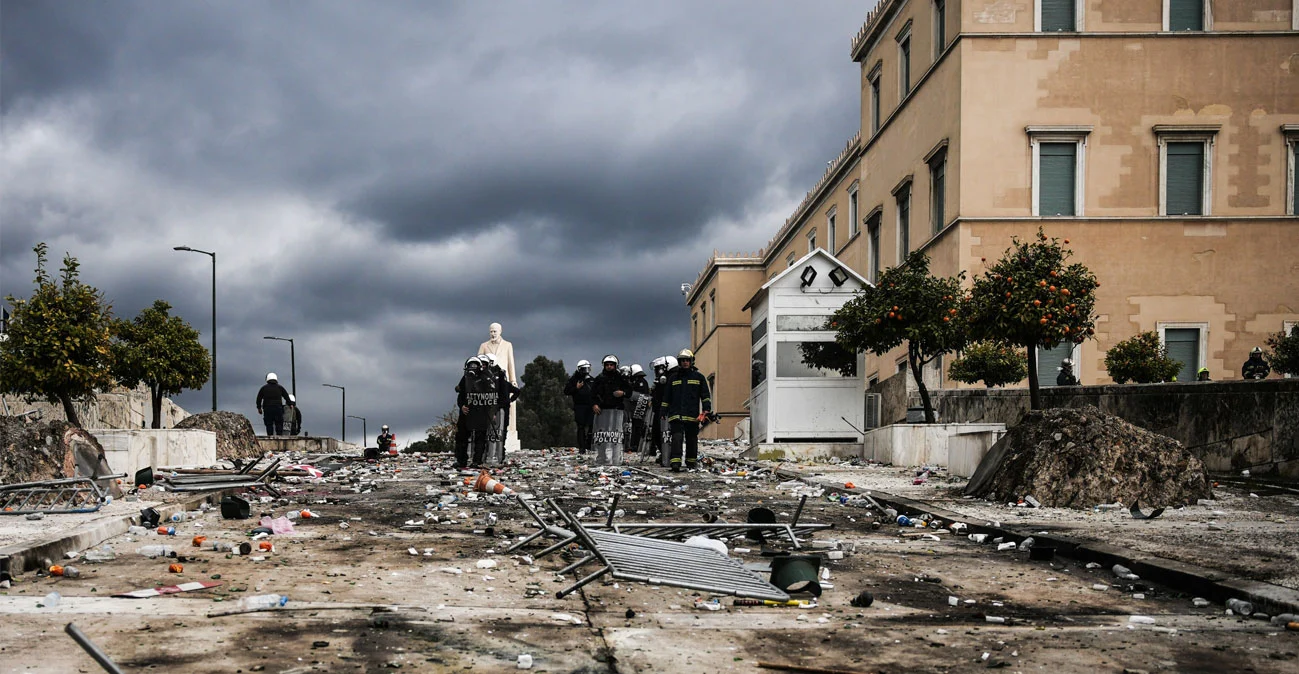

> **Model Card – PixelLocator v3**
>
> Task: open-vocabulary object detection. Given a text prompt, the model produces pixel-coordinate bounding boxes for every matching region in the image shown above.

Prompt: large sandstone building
[688,0,1299,440]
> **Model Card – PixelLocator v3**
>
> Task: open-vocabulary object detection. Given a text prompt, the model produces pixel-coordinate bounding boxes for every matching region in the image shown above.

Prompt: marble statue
[478,322,520,451]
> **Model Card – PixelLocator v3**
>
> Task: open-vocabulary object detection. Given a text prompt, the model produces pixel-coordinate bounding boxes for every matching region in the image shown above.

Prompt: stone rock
[0,417,121,496]
[175,411,260,460]
[965,405,1211,508]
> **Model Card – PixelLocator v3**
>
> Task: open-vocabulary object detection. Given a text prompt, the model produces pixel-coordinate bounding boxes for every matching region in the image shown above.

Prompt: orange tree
[828,251,966,423]
[966,229,1099,410]
[0,244,116,427]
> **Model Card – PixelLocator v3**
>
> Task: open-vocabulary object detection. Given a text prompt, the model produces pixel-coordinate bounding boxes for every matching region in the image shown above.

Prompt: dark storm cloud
[1,0,870,442]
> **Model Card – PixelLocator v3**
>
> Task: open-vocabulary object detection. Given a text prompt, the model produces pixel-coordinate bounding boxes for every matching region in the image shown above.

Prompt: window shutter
[1168,0,1204,31]
[1036,345,1070,388]
[1164,328,1200,382]
[1166,142,1204,215]
[1041,0,1075,31]
[1038,142,1076,215]
[930,159,946,232]
[898,194,910,259]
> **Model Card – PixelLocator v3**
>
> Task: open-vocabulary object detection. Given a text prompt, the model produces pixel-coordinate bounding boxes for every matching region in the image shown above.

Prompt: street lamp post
[173,246,217,411]
[262,336,296,397]
[347,415,367,446]
[322,383,345,442]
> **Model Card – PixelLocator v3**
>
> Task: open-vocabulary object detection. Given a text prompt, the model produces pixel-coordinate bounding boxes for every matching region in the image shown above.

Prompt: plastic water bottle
[43,591,61,608]
[83,546,116,563]
[238,594,287,610]
[127,525,148,535]
[1226,598,1254,616]
[138,545,176,558]
[59,566,81,578]
[170,512,186,523]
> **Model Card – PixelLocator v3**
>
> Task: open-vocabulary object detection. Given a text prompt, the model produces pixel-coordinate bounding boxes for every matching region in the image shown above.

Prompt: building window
[752,344,767,389]
[848,183,860,237]
[1159,323,1208,382]
[869,67,882,134]
[866,210,881,283]
[700,303,707,339]
[933,0,947,56]
[895,183,912,263]
[692,313,698,347]
[826,209,837,253]
[708,289,717,331]
[807,228,817,253]
[777,341,855,378]
[1035,343,1079,388]
[707,373,716,394]
[1285,126,1299,215]
[1038,0,1080,32]
[786,252,796,268]
[1157,126,1217,216]
[1029,127,1090,217]
[1165,0,1208,32]
[928,149,947,234]
[897,24,912,98]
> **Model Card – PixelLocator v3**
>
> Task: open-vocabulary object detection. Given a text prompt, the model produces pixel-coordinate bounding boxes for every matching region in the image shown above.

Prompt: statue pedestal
[506,428,521,452]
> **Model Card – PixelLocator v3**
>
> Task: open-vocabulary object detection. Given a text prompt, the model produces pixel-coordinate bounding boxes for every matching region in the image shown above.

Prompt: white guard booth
[744,248,870,453]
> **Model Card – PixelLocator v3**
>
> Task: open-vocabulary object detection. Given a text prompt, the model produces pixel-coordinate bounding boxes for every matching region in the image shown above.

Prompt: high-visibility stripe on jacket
[659,366,711,423]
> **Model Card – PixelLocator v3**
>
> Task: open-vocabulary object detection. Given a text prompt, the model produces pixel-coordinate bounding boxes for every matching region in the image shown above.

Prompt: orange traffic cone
[473,471,515,495]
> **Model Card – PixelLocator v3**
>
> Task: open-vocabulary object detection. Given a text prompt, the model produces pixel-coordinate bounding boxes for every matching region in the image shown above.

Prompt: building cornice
[760,135,863,266]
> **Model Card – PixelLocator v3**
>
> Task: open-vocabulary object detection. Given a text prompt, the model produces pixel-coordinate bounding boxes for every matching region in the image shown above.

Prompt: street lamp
[322,383,345,441]
[347,415,367,446]
[262,336,296,397]
[173,246,217,411]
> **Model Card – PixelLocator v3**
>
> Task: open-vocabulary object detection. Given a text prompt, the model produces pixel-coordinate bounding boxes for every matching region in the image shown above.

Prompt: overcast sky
[1,0,866,445]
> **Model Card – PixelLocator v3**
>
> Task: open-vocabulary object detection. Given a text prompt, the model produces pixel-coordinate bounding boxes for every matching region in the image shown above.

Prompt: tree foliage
[517,355,576,449]
[1104,331,1180,384]
[111,300,210,429]
[1265,325,1299,377]
[966,229,1099,409]
[407,408,458,453]
[948,341,1028,388]
[0,244,115,427]
[829,251,966,423]
[797,339,858,377]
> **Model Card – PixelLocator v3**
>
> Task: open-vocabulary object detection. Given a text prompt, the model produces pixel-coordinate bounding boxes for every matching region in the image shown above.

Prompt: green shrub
[1265,325,1299,377]
[948,342,1028,388]
[1105,331,1180,384]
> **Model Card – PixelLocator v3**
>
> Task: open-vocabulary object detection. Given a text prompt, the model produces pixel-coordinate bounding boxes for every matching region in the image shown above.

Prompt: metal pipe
[65,623,125,674]
[791,494,807,526]
[556,565,611,598]
[605,494,620,527]
[557,555,596,575]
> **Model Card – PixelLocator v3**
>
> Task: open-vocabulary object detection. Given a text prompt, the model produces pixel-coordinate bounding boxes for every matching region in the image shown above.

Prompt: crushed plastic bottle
[42,591,61,608]
[1226,598,1253,616]
[238,594,288,611]
[137,545,176,558]
[83,545,116,563]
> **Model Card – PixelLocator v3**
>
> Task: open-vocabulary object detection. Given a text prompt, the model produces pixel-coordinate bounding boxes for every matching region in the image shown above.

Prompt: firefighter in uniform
[660,349,712,472]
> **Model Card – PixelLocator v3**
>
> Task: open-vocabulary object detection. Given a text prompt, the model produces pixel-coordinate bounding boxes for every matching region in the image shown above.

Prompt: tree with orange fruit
[827,251,966,423]
[966,229,1099,411]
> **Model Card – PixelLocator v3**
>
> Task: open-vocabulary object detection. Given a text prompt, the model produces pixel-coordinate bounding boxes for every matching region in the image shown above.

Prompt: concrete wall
[94,429,217,475]
[256,436,358,455]
[929,379,1299,477]
[862,422,1006,472]
[2,386,188,430]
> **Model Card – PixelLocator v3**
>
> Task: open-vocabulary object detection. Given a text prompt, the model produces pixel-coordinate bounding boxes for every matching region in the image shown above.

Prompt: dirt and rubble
[0,417,112,486]
[175,411,261,460]
[0,447,1296,673]
[965,406,1213,508]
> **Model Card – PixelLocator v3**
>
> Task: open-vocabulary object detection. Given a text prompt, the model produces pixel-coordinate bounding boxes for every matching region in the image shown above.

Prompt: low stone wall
[928,379,1299,478]
[862,423,1006,475]
[1,386,188,430]
[94,429,217,475]
[255,436,359,455]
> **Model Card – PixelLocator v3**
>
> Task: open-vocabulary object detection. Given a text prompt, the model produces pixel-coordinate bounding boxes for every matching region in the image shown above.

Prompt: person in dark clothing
[625,364,651,453]
[660,349,712,472]
[590,355,630,464]
[284,395,303,436]
[255,373,292,436]
[457,356,497,467]
[376,425,396,457]
[1196,367,1211,382]
[648,355,677,458]
[590,356,629,415]
[453,358,476,469]
[563,360,595,452]
[484,354,522,431]
[1056,359,1079,386]
[1243,347,1271,380]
